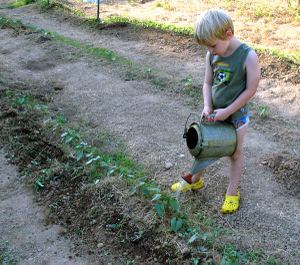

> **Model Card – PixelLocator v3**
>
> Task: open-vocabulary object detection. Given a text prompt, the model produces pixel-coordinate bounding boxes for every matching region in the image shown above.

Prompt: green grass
[0,241,15,265]
[0,16,26,33]
[8,0,35,9]
[256,46,300,66]
[101,15,194,36]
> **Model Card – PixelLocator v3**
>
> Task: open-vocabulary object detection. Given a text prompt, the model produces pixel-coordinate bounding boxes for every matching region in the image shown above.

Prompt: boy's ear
[226,30,233,38]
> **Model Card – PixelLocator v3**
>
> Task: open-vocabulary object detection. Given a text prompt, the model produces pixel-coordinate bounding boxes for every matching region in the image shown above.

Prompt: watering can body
[183,114,237,175]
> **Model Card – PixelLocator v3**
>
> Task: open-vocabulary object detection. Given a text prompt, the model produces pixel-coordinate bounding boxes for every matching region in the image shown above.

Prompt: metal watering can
[183,113,237,176]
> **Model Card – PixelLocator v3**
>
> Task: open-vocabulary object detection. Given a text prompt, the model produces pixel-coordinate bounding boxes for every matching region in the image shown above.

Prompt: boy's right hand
[202,106,214,122]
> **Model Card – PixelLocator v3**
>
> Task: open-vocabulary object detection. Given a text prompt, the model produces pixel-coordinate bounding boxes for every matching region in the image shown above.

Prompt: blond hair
[195,9,234,46]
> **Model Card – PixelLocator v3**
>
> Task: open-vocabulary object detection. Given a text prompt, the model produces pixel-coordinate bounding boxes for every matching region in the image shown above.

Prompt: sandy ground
[0,3,300,264]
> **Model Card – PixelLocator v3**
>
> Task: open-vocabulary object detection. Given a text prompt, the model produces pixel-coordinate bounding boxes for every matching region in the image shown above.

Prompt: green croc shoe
[220,190,240,214]
[171,178,204,193]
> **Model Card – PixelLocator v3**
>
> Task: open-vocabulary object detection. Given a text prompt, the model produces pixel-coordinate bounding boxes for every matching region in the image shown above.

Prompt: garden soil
[0,150,94,264]
[0,3,300,264]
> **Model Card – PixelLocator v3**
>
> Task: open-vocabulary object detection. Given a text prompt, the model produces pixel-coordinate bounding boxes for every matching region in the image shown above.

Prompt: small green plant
[52,114,67,131]
[254,6,274,18]
[37,0,50,8]
[182,74,193,89]
[8,0,34,9]
[144,67,153,79]
[245,249,262,262]
[14,95,29,108]
[155,0,175,11]
[104,50,117,61]
[34,175,45,191]
[266,255,282,265]
[258,105,269,119]
[191,257,200,265]
[170,217,184,232]
[221,244,242,265]
[0,241,15,265]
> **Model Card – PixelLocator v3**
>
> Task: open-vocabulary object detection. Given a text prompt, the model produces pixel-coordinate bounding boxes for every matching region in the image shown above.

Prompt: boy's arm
[214,50,260,121]
[202,52,213,117]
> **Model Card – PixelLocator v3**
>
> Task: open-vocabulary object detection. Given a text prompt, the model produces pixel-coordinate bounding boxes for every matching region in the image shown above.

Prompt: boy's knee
[231,148,243,160]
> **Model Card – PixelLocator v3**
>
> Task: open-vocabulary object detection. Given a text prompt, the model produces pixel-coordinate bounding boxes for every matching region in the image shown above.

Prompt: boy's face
[205,30,233,56]
[206,39,230,56]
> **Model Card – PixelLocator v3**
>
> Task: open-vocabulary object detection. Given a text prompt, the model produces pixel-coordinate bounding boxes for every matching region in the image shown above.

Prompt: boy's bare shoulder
[245,49,261,83]
[245,49,259,66]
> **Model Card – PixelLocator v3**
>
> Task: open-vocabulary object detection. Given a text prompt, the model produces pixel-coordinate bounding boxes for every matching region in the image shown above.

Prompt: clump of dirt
[263,155,300,198]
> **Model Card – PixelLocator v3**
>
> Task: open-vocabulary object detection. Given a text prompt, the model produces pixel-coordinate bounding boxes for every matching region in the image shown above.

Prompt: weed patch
[8,0,35,9]
[0,241,15,265]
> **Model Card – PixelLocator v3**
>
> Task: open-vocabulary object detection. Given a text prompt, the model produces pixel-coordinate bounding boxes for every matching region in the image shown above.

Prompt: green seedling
[170,217,184,232]
[34,176,45,191]
[258,105,269,119]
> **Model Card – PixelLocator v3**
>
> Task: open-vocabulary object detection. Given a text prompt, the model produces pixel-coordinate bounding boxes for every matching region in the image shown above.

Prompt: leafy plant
[8,0,34,9]
[221,244,246,265]
[258,105,269,119]
[181,74,193,89]
[0,241,15,265]
[154,203,165,219]
[191,257,200,265]
[14,95,28,106]
[245,250,262,262]
[254,6,274,18]
[155,0,175,11]
[170,217,184,232]
[34,176,45,191]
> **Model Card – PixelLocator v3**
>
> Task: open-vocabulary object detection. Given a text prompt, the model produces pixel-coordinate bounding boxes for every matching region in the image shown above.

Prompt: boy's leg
[220,125,247,213]
[226,125,247,196]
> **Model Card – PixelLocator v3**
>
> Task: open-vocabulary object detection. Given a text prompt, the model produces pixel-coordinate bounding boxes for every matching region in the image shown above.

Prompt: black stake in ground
[97,0,100,21]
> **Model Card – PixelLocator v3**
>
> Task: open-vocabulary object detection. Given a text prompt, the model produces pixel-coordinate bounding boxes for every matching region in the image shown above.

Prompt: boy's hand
[202,106,213,121]
[213,108,230,121]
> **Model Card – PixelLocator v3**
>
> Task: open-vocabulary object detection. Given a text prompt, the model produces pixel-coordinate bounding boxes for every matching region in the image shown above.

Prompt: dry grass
[79,0,300,54]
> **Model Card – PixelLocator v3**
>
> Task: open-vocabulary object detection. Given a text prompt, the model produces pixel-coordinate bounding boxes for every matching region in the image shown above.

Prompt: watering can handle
[183,112,216,138]
[183,112,202,138]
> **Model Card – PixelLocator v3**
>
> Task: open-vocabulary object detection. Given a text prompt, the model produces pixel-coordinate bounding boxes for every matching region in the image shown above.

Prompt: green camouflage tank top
[210,43,251,121]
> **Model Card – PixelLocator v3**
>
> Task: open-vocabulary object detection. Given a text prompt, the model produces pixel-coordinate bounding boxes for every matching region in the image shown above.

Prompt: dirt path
[1,3,300,263]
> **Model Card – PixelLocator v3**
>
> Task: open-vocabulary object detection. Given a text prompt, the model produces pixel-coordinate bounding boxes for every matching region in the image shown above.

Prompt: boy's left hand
[213,108,230,121]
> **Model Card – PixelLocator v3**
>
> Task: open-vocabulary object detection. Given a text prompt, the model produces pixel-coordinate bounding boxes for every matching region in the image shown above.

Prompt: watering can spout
[190,158,218,175]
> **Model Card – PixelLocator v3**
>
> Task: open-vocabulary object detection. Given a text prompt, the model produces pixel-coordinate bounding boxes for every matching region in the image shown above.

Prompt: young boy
[171,9,260,214]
